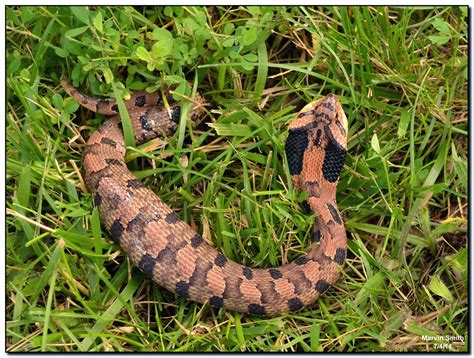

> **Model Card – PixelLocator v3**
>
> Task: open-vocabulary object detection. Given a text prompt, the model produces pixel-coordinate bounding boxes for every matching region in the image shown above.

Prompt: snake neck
[305,190,346,266]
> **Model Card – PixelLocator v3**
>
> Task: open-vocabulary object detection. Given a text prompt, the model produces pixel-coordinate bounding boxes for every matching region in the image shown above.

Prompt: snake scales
[62,79,348,317]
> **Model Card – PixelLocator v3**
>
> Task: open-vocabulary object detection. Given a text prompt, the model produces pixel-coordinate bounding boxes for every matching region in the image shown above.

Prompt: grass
[6,5,468,352]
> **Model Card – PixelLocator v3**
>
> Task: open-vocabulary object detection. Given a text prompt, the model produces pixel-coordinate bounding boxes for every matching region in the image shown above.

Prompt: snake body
[62,80,348,316]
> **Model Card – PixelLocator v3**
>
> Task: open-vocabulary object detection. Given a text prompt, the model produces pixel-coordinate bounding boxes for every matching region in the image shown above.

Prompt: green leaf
[207,123,254,137]
[445,248,467,282]
[135,46,153,62]
[432,17,451,36]
[52,94,63,109]
[243,53,258,62]
[150,28,173,41]
[55,47,69,58]
[92,11,103,33]
[223,38,235,47]
[371,133,381,154]
[241,61,254,71]
[451,143,467,187]
[70,6,90,25]
[427,275,453,303]
[63,98,80,113]
[397,108,411,138]
[151,38,173,59]
[429,35,450,45]
[241,27,258,46]
[102,68,114,84]
[65,26,89,38]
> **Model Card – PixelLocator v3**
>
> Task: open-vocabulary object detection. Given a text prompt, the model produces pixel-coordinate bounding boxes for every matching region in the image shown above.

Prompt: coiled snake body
[62,80,348,317]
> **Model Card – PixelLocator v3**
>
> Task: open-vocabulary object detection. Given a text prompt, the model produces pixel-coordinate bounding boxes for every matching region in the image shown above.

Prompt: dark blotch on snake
[334,248,346,265]
[139,115,152,132]
[209,296,224,308]
[138,254,156,278]
[175,281,190,298]
[127,179,144,189]
[165,212,180,224]
[135,95,146,107]
[288,297,304,312]
[322,138,346,183]
[214,253,228,268]
[294,255,310,266]
[285,128,309,176]
[248,303,266,316]
[316,280,330,293]
[327,203,342,225]
[105,158,125,167]
[109,219,124,243]
[312,229,321,243]
[243,267,253,280]
[170,107,181,124]
[191,234,204,248]
[269,268,283,279]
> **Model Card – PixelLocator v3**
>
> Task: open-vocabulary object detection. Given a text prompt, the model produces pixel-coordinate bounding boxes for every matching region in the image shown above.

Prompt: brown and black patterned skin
[62,79,348,317]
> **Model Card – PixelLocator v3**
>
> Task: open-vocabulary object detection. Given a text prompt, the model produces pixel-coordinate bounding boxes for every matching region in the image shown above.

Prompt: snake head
[288,94,348,150]
[286,94,348,187]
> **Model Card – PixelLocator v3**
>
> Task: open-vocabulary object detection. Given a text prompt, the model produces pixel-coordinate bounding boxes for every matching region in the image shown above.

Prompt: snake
[61,79,348,317]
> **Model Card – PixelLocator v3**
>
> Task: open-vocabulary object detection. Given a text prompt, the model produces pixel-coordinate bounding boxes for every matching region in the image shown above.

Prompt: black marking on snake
[110,219,124,243]
[165,212,180,224]
[285,129,309,175]
[135,95,146,107]
[316,279,330,293]
[260,282,282,305]
[175,281,190,298]
[243,267,253,280]
[334,248,346,265]
[214,253,228,268]
[91,170,114,191]
[316,112,332,124]
[248,303,266,316]
[297,109,315,118]
[155,246,175,264]
[170,107,181,124]
[94,192,102,206]
[105,158,126,167]
[288,271,312,295]
[191,234,204,248]
[100,137,118,147]
[209,296,224,308]
[294,255,310,265]
[319,101,335,112]
[138,254,156,278]
[322,128,346,183]
[269,268,283,279]
[327,203,342,225]
[312,229,321,243]
[127,179,144,189]
[189,261,213,286]
[223,277,243,300]
[139,114,153,132]
[335,118,346,136]
[288,297,304,312]
[313,128,322,147]
[126,211,161,237]
[301,200,311,214]
[111,104,119,113]
[306,181,320,198]
[105,191,122,209]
